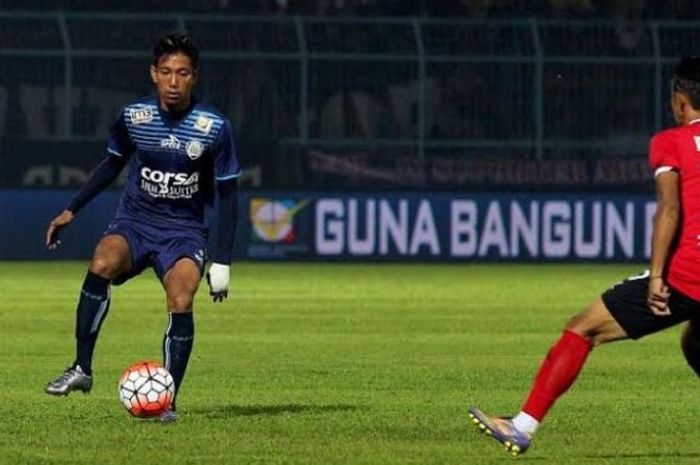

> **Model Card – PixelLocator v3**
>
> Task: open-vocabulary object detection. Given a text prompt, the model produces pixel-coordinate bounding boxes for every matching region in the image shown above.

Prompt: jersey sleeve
[649,131,680,177]
[212,118,242,181]
[106,110,136,158]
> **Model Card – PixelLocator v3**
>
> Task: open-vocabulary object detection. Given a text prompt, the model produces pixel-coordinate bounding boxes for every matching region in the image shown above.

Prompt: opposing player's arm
[648,169,680,315]
[647,131,681,315]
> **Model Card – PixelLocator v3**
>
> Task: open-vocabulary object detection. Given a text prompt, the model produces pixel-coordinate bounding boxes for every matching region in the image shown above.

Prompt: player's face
[150,52,197,112]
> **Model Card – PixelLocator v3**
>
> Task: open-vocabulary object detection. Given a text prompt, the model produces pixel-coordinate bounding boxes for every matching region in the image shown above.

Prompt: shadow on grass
[193,403,361,419]
[585,453,700,460]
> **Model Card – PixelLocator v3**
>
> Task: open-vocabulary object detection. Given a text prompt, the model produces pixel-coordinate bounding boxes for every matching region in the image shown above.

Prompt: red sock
[521,330,593,421]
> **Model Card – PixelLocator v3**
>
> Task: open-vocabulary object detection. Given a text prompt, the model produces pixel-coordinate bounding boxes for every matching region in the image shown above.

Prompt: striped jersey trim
[654,166,677,177]
[216,170,242,181]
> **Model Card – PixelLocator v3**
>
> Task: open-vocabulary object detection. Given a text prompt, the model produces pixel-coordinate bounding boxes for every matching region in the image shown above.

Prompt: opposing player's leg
[469,297,624,455]
[681,320,700,379]
[469,272,691,455]
[45,234,132,396]
[160,257,200,421]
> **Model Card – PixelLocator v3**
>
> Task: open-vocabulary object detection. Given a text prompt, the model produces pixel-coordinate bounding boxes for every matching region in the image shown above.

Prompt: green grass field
[1,262,698,464]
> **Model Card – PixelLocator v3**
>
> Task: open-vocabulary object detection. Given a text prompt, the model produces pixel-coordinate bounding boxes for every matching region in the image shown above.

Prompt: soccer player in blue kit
[43,34,240,422]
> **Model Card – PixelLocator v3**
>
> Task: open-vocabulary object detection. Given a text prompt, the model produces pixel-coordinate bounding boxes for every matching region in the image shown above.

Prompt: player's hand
[46,210,75,250]
[647,276,671,316]
[206,263,230,302]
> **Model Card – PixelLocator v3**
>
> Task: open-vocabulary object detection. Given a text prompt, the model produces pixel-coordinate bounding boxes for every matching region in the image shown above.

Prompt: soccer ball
[118,361,175,418]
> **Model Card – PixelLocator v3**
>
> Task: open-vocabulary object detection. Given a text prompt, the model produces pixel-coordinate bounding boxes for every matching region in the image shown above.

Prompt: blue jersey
[106,96,241,232]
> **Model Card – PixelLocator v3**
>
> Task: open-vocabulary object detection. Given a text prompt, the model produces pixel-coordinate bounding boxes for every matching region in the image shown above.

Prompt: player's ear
[677,93,691,119]
[192,67,198,84]
[149,65,158,84]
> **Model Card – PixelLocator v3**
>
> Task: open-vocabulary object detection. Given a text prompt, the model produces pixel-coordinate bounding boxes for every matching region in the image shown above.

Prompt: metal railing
[0,12,691,163]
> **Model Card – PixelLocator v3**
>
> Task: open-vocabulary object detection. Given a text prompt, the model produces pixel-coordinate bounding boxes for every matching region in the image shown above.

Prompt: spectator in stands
[609,0,646,50]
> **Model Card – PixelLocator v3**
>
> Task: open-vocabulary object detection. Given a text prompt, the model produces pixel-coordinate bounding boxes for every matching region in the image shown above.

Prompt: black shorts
[602,271,700,340]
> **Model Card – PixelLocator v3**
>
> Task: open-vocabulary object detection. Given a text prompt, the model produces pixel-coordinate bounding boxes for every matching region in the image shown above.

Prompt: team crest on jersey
[694,136,700,152]
[186,140,204,160]
[129,107,153,125]
[193,115,213,134]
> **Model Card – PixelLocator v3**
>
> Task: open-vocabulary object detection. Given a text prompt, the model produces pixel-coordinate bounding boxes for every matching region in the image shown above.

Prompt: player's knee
[89,256,119,278]
[564,299,622,345]
[564,314,594,340]
[168,293,194,312]
[564,314,609,345]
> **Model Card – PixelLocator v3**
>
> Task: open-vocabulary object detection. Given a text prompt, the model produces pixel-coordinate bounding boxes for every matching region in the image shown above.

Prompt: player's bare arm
[647,170,680,315]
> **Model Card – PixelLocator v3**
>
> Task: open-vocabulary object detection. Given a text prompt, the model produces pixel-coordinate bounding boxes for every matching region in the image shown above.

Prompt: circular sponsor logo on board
[252,200,294,242]
[186,140,204,160]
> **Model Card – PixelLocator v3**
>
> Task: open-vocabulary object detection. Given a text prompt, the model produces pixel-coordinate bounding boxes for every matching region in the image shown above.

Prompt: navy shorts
[103,219,207,285]
[602,271,700,340]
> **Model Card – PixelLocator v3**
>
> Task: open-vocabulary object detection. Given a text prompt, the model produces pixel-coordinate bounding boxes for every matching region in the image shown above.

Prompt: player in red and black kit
[469,56,700,456]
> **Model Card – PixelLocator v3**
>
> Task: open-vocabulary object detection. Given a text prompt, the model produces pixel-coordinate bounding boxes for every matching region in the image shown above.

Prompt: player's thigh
[163,257,201,313]
[595,272,690,342]
[565,297,628,345]
[90,234,132,279]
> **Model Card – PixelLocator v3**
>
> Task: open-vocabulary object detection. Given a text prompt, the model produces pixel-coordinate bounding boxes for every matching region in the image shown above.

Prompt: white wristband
[208,263,230,293]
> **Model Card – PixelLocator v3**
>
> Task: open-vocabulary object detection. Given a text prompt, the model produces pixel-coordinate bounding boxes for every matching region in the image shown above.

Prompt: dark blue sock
[163,312,194,409]
[74,271,111,375]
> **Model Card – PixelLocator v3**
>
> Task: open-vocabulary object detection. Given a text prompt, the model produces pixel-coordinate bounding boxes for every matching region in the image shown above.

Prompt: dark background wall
[0,2,685,259]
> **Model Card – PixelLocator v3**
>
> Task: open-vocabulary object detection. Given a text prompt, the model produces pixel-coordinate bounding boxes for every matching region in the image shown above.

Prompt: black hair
[152,33,199,69]
[672,57,700,109]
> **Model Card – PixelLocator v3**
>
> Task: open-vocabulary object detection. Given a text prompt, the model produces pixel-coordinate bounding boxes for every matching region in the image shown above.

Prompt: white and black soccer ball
[118,361,175,417]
